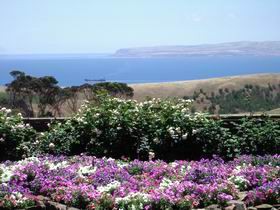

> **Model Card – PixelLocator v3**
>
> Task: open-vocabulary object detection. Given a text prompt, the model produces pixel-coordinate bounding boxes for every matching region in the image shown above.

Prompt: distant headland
[113,41,280,57]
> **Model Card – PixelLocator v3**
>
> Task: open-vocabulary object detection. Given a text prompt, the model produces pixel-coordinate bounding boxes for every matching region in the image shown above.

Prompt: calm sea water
[0,56,280,86]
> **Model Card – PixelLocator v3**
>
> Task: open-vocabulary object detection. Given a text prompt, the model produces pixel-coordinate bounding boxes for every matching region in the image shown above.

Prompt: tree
[7,71,36,116]
[35,76,61,117]
[92,82,134,98]
[6,71,63,117]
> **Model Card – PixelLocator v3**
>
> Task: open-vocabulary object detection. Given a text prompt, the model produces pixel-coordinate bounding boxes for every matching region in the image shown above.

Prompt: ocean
[0,56,280,86]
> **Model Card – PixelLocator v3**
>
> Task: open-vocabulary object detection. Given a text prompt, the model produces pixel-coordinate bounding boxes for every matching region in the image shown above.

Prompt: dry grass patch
[131,73,280,101]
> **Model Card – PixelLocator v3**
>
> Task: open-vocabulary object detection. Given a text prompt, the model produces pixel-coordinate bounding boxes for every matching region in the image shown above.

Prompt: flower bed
[0,155,279,209]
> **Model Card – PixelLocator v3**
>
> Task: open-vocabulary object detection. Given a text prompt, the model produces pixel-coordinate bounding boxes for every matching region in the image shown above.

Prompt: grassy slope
[267,108,280,114]
[130,73,280,101]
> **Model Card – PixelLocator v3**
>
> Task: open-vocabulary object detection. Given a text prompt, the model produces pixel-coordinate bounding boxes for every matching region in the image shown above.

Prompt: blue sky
[0,0,280,54]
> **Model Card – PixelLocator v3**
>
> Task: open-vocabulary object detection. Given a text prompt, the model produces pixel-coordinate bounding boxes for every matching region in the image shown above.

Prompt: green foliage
[207,84,280,114]
[194,119,234,157]
[37,94,201,160]
[195,117,280,158]
[234,118,280,155]
[0,107,36,161]
[6,71,62,117]
[0,93,279,161]
[92,82,134,98]
[0,92,9,107]
[36,94,280,160]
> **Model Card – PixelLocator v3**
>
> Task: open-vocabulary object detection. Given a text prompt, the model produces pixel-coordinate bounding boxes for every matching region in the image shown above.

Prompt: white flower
[77,165,97,177]
[148,151,155,160]
[228,175,249,189]
[46,161,69,171]
[115,192,150,205]
[97,181,121,193]
[94,128,102,136]
[13,192,23,200]
[0,166,14,183]
[192,129,199,134]
[175,127,181,133]
[153,137,160,144]
[170,162,179,168]
[117,162,129,168]
[1,107,7,112]
[15,124,24,129]
[168,129,175,136]
[182,133,188,140]
[159,177,173,189]
[181,108,187,113]
[49,143,55,149]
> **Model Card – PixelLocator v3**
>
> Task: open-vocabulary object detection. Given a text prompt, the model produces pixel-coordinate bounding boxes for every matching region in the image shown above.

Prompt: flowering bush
[37,95,280,160]
[0,155,279,209]
[0,107,36,161]
[38,94,208,160]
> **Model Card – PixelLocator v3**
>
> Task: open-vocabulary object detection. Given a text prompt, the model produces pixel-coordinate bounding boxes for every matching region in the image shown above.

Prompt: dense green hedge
[1,95,280,161]
[35,95,280,160]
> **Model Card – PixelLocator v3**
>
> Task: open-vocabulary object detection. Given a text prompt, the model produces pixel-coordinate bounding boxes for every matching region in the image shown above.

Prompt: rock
[248,207,257,210]
[67,208,80,210]
[37,195,50,202]
[27,206,45,210]
[36,201,46,210]
[255,204,274,210]
[16,207,44,210]
[272,204,280,210]
[46,201,67,210]
[206,204,221,210]
[238,192,248,201]
[225,205,235,210]
[227,200,247,210]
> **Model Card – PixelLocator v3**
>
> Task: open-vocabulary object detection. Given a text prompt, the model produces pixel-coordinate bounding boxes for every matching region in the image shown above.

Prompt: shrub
[0,107,36,161]
[37,94,207,160]
[234,118,280,155]
[36,94,280,160]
